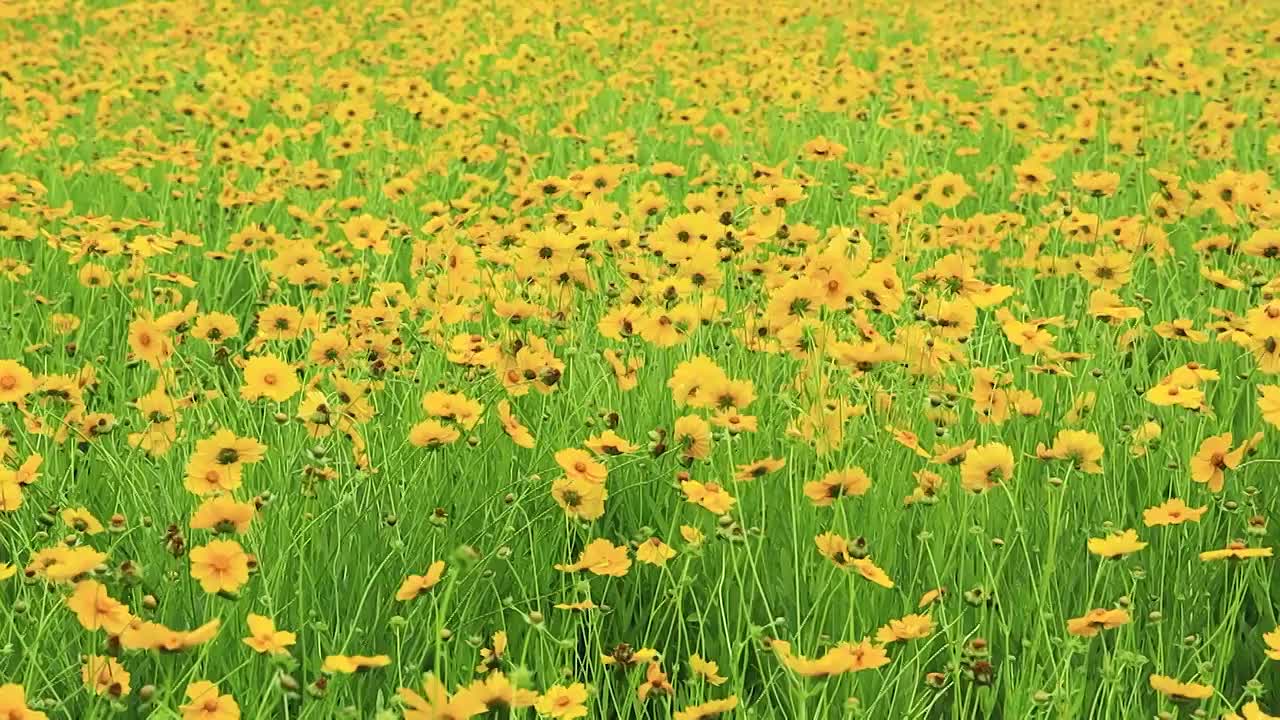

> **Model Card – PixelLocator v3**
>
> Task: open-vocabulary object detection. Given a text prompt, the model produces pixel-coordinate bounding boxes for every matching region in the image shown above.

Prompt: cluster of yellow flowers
[0,0,1278,717]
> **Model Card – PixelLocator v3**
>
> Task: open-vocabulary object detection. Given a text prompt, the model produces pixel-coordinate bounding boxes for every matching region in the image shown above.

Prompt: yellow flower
[399,674,487,720]
[774,638,890,676]
[635,538,676,567]
[637,661,672,701]
[82,655,131,697]
[1087,529,1148,559]
[600,646,658,668]
[39,546,107,583]
[180,680,239,720]
[120,618,221,652]
[421,390,484,429]
[959,442,1014,493]
[254,304,303,342]
[408,419,461,448]
[1065,608,1131,637]
[584,430,637,456]
[1230,702,1280,720]
[1259,385,1280,428]
[192,313,240,344]
[240,354,301,403]
[190,495,256,534]
[887,427,931,458]
[192,429,267,469]
[475,631,508,673]
[673,415,713,460]
[184,462,243,496]
[1072,170,1121,197]
[189,539,251,594]
[690,654,727,685]
[851,557,894,588]
[1034,429,1104,474]
[815,532,856,570]
[0,684,47,720]
[497,400,535,448]
[875,613,934,643]
[803,467,871,506]
[396,560,447,601]
[732,456,785,482]
[551,476,607,521]
[1148,673,1213,701]
[837,638,892,671]
[1189,432,1243,493]
[341,213,390,253]
[468,671,539,711]
[0,360,35,404]
[61,507,104,535]
[1265,626,1280,660]
[554,448,607,483]
[66,580,133,634]
[13,455,42,486]
[536,683,588,720]
[127,316,174,368]
[321,654,392,674]
[1142,498,1207,527]
[674,696,738,720]
[554,539,631,577]
[918,588,945,607]
[680,480,735,514]
[1199,541,1272,562]
[242,614,296,655]
[0,477,23,513]
[1145,381,1204,409]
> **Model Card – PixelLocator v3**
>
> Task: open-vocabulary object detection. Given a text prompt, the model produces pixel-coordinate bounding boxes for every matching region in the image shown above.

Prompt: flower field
[1,0,1280,717]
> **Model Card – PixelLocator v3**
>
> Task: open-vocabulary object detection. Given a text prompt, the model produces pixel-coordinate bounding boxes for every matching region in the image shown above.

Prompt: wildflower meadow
[1,0,1279,718]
